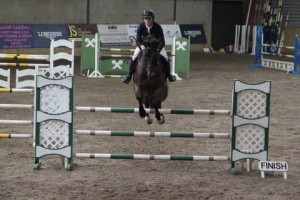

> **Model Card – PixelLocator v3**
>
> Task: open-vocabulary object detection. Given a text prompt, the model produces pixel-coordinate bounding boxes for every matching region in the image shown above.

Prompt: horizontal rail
[100,48,171,53]
[100,48,135,52]
[100,54,132,58]
[0,104,33,109]
[0,54,49,60]
[75,130,230,138]
[75,106,231,115]
[0,88,34,93]
[262,44,295,50]
[0,119,33,125]
[75,153,230,161]
[0,133,32,138]
[262,52,294,58]
[0,63,49,67]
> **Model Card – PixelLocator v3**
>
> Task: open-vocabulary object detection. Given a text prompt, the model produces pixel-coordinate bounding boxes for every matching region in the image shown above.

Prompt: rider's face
[143,17,153,27]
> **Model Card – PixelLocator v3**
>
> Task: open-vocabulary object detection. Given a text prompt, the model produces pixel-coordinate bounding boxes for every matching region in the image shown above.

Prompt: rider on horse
[121,9,176,84]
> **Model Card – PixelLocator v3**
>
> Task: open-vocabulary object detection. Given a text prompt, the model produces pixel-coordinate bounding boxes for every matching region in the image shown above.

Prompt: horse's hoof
[157,115,165,124]
[145,116,153,124]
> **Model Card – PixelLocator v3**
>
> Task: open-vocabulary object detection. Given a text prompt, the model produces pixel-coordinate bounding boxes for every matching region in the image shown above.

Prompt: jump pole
[75,153,229,161]
[0,133,32,139]
[0,54,49,60]
[0,63,49,67]
[0,120,33,125]
[75,106,231,115]
[0,104,33,109]
[75,130,230,138]
[0,88,34,93]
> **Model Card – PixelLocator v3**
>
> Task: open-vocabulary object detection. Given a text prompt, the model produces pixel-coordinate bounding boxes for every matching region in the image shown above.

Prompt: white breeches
[132,47,168,61]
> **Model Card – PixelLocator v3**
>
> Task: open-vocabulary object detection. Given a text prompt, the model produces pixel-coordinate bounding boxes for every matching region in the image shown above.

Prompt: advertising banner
[0,24,68,49]
[126,24,182,45]
[0,24,34,49]
[126,24,139,45]
[161,24,181,45]
[67,24,98,46]
[179,24,207,44]
[0,23,207,49]
[30,24,68,48]
[97,25,131,46]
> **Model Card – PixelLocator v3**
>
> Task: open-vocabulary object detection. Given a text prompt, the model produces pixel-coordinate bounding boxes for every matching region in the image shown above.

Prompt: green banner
[174,37,190,78]
[80,34,98,75]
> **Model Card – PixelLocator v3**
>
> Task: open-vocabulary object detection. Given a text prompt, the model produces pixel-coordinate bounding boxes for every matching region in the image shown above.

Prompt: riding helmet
[142,9,155,19]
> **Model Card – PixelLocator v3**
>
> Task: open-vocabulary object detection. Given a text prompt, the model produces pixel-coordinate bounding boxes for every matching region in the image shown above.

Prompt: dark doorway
[211,1,244,50]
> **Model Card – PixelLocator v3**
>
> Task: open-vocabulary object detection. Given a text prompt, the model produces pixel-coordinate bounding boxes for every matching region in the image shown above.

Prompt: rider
[121,9,176,84]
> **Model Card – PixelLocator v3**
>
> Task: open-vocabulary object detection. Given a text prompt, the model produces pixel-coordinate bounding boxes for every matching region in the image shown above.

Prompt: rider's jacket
[136,22,165,52]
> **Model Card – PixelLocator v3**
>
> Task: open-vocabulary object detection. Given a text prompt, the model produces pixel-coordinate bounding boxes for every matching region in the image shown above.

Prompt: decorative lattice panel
[39,67,70,79]
[235,124,265,153]
[39,120,69,149]
[40,85,70,114]
[236,90,267,119]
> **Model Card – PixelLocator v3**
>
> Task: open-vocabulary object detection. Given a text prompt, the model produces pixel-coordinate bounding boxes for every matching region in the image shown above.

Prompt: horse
[133,35,168,124]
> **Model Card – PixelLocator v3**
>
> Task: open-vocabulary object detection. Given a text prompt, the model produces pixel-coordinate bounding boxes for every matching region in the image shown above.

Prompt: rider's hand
[141,45,145,50]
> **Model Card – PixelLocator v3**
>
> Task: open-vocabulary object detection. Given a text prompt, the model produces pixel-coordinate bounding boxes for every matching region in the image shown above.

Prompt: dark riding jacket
[136,22,165,52]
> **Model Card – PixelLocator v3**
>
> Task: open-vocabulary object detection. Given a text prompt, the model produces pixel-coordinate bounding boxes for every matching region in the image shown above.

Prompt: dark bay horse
[133,35,168,124]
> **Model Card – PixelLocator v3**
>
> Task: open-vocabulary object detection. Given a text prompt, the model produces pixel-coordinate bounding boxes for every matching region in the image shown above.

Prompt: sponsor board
[179,24,207,44]
[0,24,207,48]
[0,24,34,49]
[67,24,98,45]
[98,24,131,46]
[31,24,68,47]
[161,24,181,45]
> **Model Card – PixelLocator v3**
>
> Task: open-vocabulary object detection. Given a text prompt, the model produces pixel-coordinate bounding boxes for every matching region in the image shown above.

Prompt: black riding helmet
[142,9,155,19]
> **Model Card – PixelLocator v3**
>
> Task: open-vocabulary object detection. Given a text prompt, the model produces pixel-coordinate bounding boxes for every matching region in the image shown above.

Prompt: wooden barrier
[80,34,190,79]
[33,74,271,175]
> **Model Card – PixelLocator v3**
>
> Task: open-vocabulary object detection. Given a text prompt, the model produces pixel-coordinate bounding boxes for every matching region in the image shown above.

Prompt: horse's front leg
[135,89,152,124]
[153,102,165,124]
[137,98,146,118]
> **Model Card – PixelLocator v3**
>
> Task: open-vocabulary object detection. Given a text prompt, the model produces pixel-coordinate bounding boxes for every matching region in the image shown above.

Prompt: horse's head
[142,48,162,80]
[141,35,163,80]
[142,35,159,50]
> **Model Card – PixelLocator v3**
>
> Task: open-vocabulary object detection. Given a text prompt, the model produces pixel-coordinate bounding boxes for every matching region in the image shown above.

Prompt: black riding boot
[163,59,176,82]
[122,59,136,84]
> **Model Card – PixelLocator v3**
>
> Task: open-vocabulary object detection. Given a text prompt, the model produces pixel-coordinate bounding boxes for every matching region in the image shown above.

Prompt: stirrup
[168,75,176,82]
[121,75,132,84]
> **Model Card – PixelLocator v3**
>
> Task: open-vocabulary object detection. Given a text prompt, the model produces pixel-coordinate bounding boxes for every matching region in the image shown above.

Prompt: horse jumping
[133,35,168,124]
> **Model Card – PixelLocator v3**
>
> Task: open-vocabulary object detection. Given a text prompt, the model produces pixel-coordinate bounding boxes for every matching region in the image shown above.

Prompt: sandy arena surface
[0,53,299,200]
